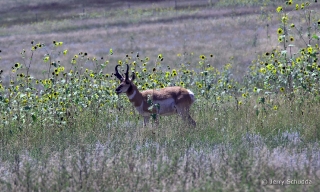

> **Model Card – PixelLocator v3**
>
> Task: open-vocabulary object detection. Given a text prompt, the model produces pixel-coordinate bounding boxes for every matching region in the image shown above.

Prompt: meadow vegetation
[0,0,320,191]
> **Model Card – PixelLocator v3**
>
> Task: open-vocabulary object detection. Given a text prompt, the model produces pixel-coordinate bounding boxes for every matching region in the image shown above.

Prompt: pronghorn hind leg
[177,107,196,127]
[186,114,196,127]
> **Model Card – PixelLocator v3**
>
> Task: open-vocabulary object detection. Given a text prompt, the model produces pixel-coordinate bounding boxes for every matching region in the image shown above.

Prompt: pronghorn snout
[116,85,122,95]
[115,87,122,95]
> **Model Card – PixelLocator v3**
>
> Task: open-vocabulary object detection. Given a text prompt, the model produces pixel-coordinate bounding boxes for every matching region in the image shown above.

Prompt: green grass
[1,0,320,191]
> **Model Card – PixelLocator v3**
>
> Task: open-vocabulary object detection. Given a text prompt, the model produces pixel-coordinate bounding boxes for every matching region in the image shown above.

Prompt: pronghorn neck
[126,84,143,107]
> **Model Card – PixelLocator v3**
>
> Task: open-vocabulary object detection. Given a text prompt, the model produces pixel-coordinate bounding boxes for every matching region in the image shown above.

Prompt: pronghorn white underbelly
[135,98,176,116]
[154,98,176,115]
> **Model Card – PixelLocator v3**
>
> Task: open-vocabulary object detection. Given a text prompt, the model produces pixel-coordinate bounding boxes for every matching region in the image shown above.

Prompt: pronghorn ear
[131,72,135,82]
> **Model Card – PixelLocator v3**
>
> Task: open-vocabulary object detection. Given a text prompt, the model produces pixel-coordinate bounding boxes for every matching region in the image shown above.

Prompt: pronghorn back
[141,86,195,105]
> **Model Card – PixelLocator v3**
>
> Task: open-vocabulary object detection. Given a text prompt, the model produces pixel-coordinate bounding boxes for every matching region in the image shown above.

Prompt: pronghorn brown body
[114,64,196,127]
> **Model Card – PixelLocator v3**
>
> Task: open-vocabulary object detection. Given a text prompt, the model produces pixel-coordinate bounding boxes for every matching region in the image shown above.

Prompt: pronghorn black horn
[114,65,123,80]
[125,64,129,80]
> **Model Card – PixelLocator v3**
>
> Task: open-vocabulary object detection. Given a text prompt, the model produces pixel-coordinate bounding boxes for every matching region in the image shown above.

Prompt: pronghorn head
[114,64,135,95]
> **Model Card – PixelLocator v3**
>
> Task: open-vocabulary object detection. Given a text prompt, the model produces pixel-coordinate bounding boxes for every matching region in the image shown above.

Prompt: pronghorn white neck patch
[128,90,136,100]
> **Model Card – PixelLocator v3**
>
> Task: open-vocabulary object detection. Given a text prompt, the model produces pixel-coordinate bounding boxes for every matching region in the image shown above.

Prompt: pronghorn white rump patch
[187,89,195,102]
[128,90,136,100]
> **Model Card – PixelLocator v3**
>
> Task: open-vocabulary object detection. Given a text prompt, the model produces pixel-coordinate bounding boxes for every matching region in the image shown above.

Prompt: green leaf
[312,34,319,40]
[32,114,37,122]
[151,113,157,120]
[306,65,313,71]
[206,84,211,91]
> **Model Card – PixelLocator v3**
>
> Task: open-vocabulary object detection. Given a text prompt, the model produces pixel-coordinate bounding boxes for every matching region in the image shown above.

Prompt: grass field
[1,0,320,191]
[0,0,294,81]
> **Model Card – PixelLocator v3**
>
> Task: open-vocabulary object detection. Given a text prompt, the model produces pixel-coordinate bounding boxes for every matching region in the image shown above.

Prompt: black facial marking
[127,83,133,93]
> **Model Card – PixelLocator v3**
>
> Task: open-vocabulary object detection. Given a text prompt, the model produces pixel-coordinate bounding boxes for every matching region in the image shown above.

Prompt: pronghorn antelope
[114,64,196,127]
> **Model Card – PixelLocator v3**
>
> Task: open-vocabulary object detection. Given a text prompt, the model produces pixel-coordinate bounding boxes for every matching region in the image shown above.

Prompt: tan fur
[115,64,196,127]
[128,85,192,110]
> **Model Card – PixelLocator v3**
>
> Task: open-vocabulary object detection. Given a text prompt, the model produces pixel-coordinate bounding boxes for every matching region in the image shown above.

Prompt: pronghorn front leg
[143,114,160,128]
[185,114,196,127]
[143,116,150,127]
